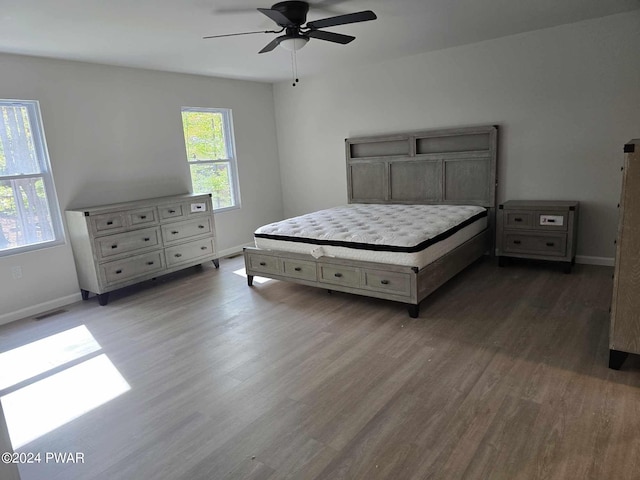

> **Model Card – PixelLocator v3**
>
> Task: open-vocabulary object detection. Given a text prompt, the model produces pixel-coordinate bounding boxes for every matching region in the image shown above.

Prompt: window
[0,100,64,256]
[181,107,240,211]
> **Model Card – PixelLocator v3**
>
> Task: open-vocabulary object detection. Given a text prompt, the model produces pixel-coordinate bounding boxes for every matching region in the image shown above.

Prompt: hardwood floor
[1,256,639,480]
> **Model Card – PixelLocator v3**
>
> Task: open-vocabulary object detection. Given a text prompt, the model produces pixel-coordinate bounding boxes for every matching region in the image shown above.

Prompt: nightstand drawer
[505,211,533,229]
[535,211,568,231]
[503,232,567,257]
[319,265,360,288]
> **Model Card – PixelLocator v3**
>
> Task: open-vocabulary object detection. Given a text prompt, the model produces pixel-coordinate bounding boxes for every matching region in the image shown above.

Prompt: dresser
[496,200,579,273]
[66,193,218,305]
[609,139,640,370]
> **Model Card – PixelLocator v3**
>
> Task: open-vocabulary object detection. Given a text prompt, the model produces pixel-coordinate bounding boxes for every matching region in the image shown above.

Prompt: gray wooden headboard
[345,125,498,208]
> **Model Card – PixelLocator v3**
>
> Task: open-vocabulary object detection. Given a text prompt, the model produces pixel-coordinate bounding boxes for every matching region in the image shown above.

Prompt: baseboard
[575,255,615,267]
[217,243,253,259]
[0,292,83,327]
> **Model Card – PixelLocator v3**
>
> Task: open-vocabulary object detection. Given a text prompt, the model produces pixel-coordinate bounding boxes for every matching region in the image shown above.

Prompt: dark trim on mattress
[255,210,488,253]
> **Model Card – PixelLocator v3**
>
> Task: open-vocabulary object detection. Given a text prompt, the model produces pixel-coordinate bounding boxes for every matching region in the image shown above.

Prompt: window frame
[181,107,241,213]
[0,99,65,257]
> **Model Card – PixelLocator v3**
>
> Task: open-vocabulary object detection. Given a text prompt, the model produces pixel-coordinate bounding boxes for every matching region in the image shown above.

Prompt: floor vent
[34,309,67,320]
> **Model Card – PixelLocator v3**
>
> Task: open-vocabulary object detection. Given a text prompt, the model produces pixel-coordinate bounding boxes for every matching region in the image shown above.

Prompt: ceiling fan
[203,1,377,54]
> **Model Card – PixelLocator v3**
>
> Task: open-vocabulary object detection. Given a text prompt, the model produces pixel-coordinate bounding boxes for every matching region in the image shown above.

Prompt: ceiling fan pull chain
[294,48,300,85]
[291,50,296,86]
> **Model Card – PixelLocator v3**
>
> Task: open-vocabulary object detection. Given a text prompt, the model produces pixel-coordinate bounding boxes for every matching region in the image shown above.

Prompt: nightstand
[497,200,579,273]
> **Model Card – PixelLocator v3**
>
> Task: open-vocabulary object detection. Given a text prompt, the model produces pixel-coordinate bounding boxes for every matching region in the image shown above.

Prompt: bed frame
[244,125,498,317]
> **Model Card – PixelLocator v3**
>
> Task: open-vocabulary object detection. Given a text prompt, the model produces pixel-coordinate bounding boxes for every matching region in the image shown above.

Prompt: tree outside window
[181,108,240,211]
[0,100,63,256]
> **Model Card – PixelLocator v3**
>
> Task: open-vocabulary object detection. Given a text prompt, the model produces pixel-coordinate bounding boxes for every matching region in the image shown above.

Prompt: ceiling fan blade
[306,10,377,29]
[203,30,277,39]
[306,29,354,44]
[258,36,283,53]
[257,7,295,26]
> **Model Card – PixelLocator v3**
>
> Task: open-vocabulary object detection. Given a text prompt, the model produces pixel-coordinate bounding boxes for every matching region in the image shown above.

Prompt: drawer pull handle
[140,215,147,219]
[106,221,113,225]
[546,219,556,223]
[171,231,179,234]
[147,261,154,265]
[175,253,182,258]
[294,267,302,271]
[168,209,176,213]
[115,269,123,274]
[514,218,523,222]
[334,273,343,278]
[546,242,555,247]
[143,237,150,242]
[198,225,205,229]
[259,262,266,266]
[196,205,202,209]
[200,246,208,250]
[380,280,390,285]
[111,244,118,249]
[513,240,521,245]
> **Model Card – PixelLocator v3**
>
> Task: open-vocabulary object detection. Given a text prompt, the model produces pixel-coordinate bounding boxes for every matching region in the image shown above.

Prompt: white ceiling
[0,0,638,83]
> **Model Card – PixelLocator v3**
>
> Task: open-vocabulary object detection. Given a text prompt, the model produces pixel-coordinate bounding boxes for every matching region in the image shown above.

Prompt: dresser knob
[334,272,343,278]
[259,262,266,266]
[107,221,113,225]
[111,244,118,249]
[546,242,555,247]
[143,237,150,242]
[115,269,122,274]
[201,246,207,250]
[514,218,522,222]
[380,279,389,285]
[171,231,179,234]
[168,209,176,214]
[140,215,147,219]
[513,240,521,245]
[175,253,182,258]
[198,225,205,229]
[294,267,302,271]
[147,261,154,265]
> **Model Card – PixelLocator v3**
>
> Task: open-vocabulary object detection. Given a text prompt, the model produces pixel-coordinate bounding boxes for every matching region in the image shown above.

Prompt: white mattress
[254,204,488,269]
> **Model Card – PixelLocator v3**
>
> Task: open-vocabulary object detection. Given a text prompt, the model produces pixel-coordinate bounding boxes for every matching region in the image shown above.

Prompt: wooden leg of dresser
[498,256,507,267]
[97,293,110,306]
[563,262,572,274]
[213,258,219,269]
[81,289,90,301]
[247,275,254,287]
[408,304,420,318]
[609,349,628,370]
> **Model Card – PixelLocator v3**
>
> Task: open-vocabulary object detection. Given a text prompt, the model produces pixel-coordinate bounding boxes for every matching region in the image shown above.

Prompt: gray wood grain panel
[444,157,491,203]
[610,139,640,356]
[348,163,387,202]
[390,160,441,201]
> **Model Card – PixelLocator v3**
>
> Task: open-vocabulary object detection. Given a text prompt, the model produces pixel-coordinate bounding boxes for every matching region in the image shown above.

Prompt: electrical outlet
[11,266,22,279]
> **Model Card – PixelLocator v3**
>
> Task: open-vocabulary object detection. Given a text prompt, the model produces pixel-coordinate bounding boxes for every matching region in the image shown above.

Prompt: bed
[244,125,498,317]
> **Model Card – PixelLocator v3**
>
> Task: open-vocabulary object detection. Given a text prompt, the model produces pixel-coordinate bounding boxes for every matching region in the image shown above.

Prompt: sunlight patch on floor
[1,354,130,449]
[0,325,101,391]
[233,268,273,284]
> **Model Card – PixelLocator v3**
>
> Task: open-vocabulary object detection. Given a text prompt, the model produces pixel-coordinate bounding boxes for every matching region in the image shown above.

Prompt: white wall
[0,54,283,323]
[273,11,640,262]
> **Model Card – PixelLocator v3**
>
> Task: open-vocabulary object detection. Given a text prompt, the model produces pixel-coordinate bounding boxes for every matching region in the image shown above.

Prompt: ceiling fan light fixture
[279,37,309,51]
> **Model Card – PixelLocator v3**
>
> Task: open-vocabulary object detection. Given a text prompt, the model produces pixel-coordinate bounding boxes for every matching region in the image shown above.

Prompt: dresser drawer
[505,211,533,229]
[282,259,317,281]
[95,227,161,259]
[188,200,209,216]
[535,211,568,231]
[165,238,215,267]
[363,269,411,295]
[503,232,567,257]
[159,203,186,221]
[162,217,213,244]
[128,207,158,227]
[100,251,164,286]
[319,265,360,288]
[91,213,126,234]
[247,253,280,275]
